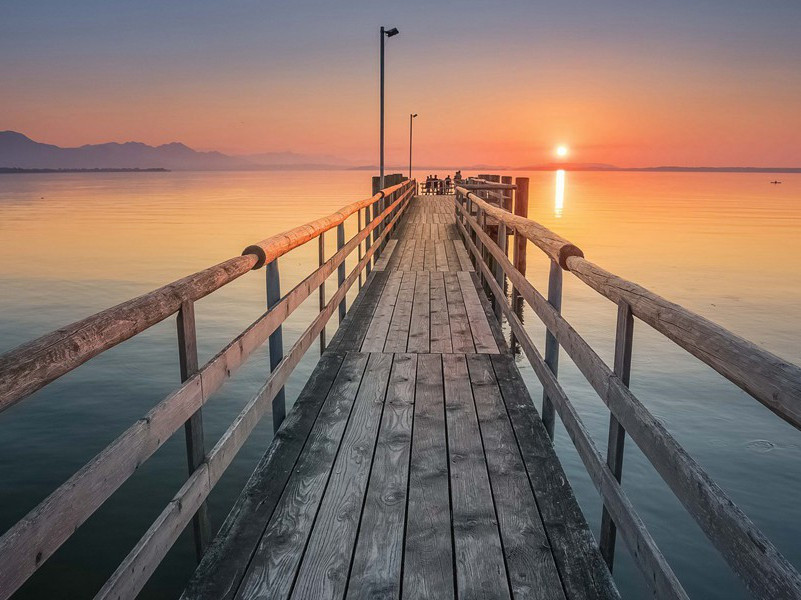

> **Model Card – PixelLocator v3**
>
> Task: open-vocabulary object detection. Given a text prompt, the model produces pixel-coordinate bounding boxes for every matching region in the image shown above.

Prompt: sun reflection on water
[555,169,565,217]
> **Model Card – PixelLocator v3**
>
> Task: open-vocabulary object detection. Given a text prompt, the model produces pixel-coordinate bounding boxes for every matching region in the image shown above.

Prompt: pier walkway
[183,195,616,599]
[1,176,800,600]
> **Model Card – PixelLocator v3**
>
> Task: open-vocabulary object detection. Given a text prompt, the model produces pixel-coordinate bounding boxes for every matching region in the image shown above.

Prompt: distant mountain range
[1,131,799,173]
[0,131,353,171]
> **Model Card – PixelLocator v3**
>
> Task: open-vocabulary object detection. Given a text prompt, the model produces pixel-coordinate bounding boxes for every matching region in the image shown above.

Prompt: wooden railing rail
[0,180,411,416]
[454,184,801,599]
[0,179,415,600]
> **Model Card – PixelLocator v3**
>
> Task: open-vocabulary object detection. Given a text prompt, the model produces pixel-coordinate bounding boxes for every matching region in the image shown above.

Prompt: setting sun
[556,145,569,157]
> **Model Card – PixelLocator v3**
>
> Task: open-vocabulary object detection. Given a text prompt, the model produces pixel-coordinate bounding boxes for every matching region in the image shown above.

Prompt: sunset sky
[3,0,800,167]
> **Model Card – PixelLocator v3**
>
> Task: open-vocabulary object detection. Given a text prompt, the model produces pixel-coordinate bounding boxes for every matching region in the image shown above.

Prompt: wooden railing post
[318,233,326,353]
[357,209,363,289]
[541,259,562,439]
[512,177,529,306]
[266,259,285,431]
[501,175,513,212]
[495,221,507,321]
[365,204,373,276]
[600,300,634,570]
[176,301,212,562]
[478,208,487,289]
[337,222,346,322]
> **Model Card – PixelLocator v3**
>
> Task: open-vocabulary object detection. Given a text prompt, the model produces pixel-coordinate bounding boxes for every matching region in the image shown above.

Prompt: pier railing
[455,179,801,599]
[0,178,415,600]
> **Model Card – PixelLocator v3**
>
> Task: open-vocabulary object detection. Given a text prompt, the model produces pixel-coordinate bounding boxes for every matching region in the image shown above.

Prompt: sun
[556,145,569,157]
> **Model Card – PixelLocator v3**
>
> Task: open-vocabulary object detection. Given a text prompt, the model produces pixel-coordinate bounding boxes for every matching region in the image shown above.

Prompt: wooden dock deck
[182,195,617,599]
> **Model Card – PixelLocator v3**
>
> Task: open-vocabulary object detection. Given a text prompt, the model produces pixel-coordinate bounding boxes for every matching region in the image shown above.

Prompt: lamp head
[412,113,418,118]
[384,27,399,37]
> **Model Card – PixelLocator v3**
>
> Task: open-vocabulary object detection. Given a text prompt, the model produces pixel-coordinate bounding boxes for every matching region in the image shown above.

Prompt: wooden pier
[1,176,800,599]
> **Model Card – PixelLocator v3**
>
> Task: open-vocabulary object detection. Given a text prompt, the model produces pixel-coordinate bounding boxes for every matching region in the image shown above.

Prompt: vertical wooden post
[337,222,346,323]
[541,260,562,439]
[599,301,634,570]
[357,209,363,289]
[494,222,507,321]
[501,175,513,212]
[266,259,285,431]
[318,233,326,353]
[176,301,212,562]
[512,177,529,283]
[365,205,373,276]
[476,208,485,286]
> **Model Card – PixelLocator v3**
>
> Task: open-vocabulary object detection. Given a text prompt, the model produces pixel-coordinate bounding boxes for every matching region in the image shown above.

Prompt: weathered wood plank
[424,239,437,271]
[361,272,403,352]
[454,239,474,271]
[181,352,347,600]
[347,354,416,600]
[373,238,398,271]
[444,272,474,353]
[407,271,431,353]
[233,353,369,600]
[429,272,453,354]
[403,354,454,599]
[291,353,393,599]
[467,354,567,600]
[443,354,511,600]
[491,354,620,600]
[457,271,499,354]
[328,270,389,352]
[384,271,416,352]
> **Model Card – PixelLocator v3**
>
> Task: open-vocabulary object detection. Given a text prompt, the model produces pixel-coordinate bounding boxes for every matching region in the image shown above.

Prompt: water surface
[0,170,799,598]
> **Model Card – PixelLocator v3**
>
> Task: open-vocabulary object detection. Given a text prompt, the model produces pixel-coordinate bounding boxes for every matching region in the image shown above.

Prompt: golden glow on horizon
[556,145,569,157]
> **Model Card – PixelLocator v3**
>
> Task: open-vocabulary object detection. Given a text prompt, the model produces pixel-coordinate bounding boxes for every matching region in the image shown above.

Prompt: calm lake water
[0,170,799,599]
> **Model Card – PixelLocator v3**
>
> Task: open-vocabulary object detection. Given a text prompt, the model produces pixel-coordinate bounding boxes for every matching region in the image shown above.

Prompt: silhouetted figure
[445,175,452,193]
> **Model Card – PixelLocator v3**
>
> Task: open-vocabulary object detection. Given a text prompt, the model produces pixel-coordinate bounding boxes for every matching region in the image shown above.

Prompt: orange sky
[3,2,800,167]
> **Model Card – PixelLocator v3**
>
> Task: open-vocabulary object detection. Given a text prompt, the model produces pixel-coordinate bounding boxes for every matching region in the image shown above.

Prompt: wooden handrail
[455,196,801,599]
[456,186,801,428]
[565,255,801,430]
[243,180,411,269]
[456,186,583,269]
[0,181,414,600]
[456,212,687,599]
[0,180,415,415]
[0,254,257,413]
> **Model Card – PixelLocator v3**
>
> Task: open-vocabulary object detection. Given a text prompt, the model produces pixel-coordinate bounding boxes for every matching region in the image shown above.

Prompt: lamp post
[409,113,417,179]
[380,26,399,190]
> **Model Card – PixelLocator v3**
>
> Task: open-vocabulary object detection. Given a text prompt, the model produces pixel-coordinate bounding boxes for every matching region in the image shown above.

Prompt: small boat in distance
[770,180,782,184]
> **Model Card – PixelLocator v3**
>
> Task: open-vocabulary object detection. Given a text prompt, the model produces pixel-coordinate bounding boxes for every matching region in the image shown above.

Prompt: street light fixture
[409,113,418,179]
[380,26,399,190]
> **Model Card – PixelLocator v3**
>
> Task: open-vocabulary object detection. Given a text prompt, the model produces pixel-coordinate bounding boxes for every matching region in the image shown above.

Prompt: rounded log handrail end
[242,245,267,270]
[560,245,584,271]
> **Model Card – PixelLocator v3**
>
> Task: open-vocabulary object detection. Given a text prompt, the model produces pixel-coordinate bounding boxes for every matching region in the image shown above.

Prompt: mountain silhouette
[0,132,353,170]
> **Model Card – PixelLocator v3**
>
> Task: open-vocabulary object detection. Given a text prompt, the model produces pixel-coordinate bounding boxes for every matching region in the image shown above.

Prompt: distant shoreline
[0,167,170,174]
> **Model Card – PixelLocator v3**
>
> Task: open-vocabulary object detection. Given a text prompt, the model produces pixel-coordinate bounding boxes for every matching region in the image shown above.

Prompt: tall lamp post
[380,26,399,190]
[409,113,417,179]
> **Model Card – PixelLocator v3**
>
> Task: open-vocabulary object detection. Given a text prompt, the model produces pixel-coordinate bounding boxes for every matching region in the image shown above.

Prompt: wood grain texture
[407,271,431,353]
[234,353,369,600]
[291,352,393,600]
[361,272,403,351]
[384,271,416,352]
[566,254,801,431]
[466,354,567,600]
[181,352,347,600]
[455,186,582,270]
[443,353,511,600]
[347,354,416,600]
[403,354,454,599]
